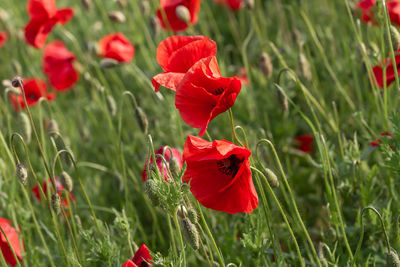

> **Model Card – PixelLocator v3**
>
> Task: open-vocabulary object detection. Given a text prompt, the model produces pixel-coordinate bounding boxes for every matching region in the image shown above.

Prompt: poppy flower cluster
[121,244,152,267]
[372,49,400,88]
[32,178,75,209]
[156,0,202,32]
[98,33,135,63]
[370,132,393,147]
[214,0,243,11]
[24,0,74,48]
[0,218,23,266]
[0,31,7,48]
[152,35,242,136]
[357,0,400,26]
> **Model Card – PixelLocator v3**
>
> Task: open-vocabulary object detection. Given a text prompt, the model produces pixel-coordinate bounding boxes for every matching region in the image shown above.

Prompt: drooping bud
[16,163,28,185]
[106,95,117,117]
[18,112,31,144]
[144,179,161,206]
[51,194,61,215]
[149,17,161,35]
[135,107,148,135]
[182,218,200,250]
[177,205,188,218]
[108,11,126,23]
[117,0,127,8]
[176,5,191,24]
[187,208,198,224]
[265,168,279,188]
[276,89,288,111]
[100,58,119,69]
[140,0,150,15]
[298,53,312,81]
[45,119,59,138]
[11,76,23,88]
[169,156,181,177]
[387,250,400,267]
[259,53,273,78]
[243,0,254,9]
[60,171,73,192]
[62,147,75,168]
[390,25,400,51]
[81,0,92,10]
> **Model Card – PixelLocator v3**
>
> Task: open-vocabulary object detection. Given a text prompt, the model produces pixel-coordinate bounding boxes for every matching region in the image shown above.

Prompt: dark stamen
[216,155,243,177]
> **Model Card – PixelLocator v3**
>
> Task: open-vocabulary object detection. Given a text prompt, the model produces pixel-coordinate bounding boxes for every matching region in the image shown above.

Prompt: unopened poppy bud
[0,8,9,23]
[108,11,126,23]
[259,53,273,78]
[74,215,82,227]
[18,112,32,144]
[60,171,73,192]
[176,5,191,24]
[265,168,279,188]
[140,0,150,15]
[51,194,61,215]
[187,208,198,224]
[169,156,180,177]
[16,163,28,185]
[117,0,127,8]
[182,218,200,250]
[243,0,254,9]
[144,179,161,206]
[276,89,288,111]
[149,17,161,35]
[177,205,187,218]
[62,147,75,168]
[11,76,23,88]
[81,0,92,10]
[106,95,117,117]
[390,25,400,51]
[100,58,119,69]
[387,250,400,267]
[45,119,59,138]
[298,53,312,81]
[135,107,148,135]
[11,60,22,76]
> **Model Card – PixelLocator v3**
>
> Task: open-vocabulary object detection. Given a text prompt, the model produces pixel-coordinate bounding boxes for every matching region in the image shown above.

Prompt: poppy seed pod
[298,53,312,81]
[100,58,119,69]
[387,250,400,266]
[81,0,92,10]
[60,171,73,192]
[259,53,273,78]
[16,163,28,185]
[187,208,198,224]
[390,25,400,51]
[176,5,191,24]
[182,218,200,250]
[51,193,61,215]
[18,112,32,144]
[11,76,23,88]
[108,11,126,23]
[135,107,148,135]
[106,95,117,117]
[265,168,279,188]
[144,179,161,206]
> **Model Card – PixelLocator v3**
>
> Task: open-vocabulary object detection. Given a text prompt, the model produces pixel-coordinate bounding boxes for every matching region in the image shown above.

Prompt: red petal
[55,8,74,24]
[98,33,135,63]
[0,31,8,47]
[152,72,185,92]
[24,19,57,48]
[0,218,23,266]
[27,0,56,19]
[121,260,138,267]
[132,244,152,266]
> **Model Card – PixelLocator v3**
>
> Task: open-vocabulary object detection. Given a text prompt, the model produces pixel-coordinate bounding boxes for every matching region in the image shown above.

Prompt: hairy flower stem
[227,109,244,146]
[172,213,186,266]
[167,216,178,260]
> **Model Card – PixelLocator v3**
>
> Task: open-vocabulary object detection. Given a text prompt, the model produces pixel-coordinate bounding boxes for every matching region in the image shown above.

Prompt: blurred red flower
[372,52,400,88]
[0,218,23,267]
[357,0,400,26]
[370,132,393,147]
[294,134,314,154]
[214,0,243,11]
[10,78,55,111]
[121,244,152,267]
[0,31,7,47]
[175,56,241,136]
[182,135,258,214]
[152,35,217,92]
[156,0,201,32]
[237,67,249,85]
[142,146,183,182]
[32,178,75,208]
[43,41,79,91]
[24,0,74,48]
[98,33,135,63]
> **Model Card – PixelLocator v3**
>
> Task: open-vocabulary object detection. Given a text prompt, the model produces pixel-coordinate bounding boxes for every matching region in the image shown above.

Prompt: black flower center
[212,87,224,95]
[26,92,39,101]
[217,155,243,177]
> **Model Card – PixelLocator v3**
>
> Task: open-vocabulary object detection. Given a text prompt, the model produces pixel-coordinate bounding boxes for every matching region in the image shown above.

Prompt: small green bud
[144,179,161,206]
[298,53,312,81]
[387,250,400,267]
[259,53,273,78]
[243,0,254,9]
[106,95,117,116]
[100,58,119,69]
[51,194,61,215]
[60,171,73,192]
[18,112,31,144]
[135,107,148,135]
[16,163,28,185]
[169,156,180,177]
[187,208,198,224]
[276,89,288,111]
[390,25,400,51]
[177,205,187,218]
[45,119,59,138]
[81,0,92,10]
[108,11,126,23]
[140,0,150,15]
[265,168,279,188]
[182,218,200,250]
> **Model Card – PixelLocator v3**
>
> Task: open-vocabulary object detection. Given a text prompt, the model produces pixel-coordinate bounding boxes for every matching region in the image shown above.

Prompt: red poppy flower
[142,146,183,182]
[98,33,135,63]
[237,67,249,85]
[370,132,393,147]
[42,41,79,91]
[156,0,201,32]
[357,0,400,26]
[214,0,243,11]
[152,35,217,92]
[372,52,400,88]
[0,31,7,48]
[175,56,241,136]
[294,134,313,154]
[0,218,23,267]
[32,178,75,208]
[10,78,55,111]
[121,244,152,267]
[182,135,258,214]
[24,0,74,48]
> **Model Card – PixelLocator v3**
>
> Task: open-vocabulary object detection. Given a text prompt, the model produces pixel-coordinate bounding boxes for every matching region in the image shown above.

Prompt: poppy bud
[298,53,312,81]
[182,218,200,250]
[149,17,161,35]
[177,205,187,218]
[16,163,28,185]
[387,250,400,267]
[74,215,82,227]
[62,147,75,168]
[45,119,59,138]
[187,208,198,224]
[144,179,161,206]
[0,8,9,23]
[276,89,288,111]
[243,0,254,9]
[169,155,181,177]
[108,11,126,23]
[318,242,329,267]
[390,25,400,51]
[106,95,117,117]
[135,107,148,135]
[51,193,61,215]
[60,171,73,192]
[100,58,119,69]
[11,60,22,76]
[140,0,150,15]
[259,53,273,78]
[81,0,92,10]
[265,168,279,188]
[176,5,191,24]
[11,76,23,88]
[18,112,32,144]
[117,0,127,8]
